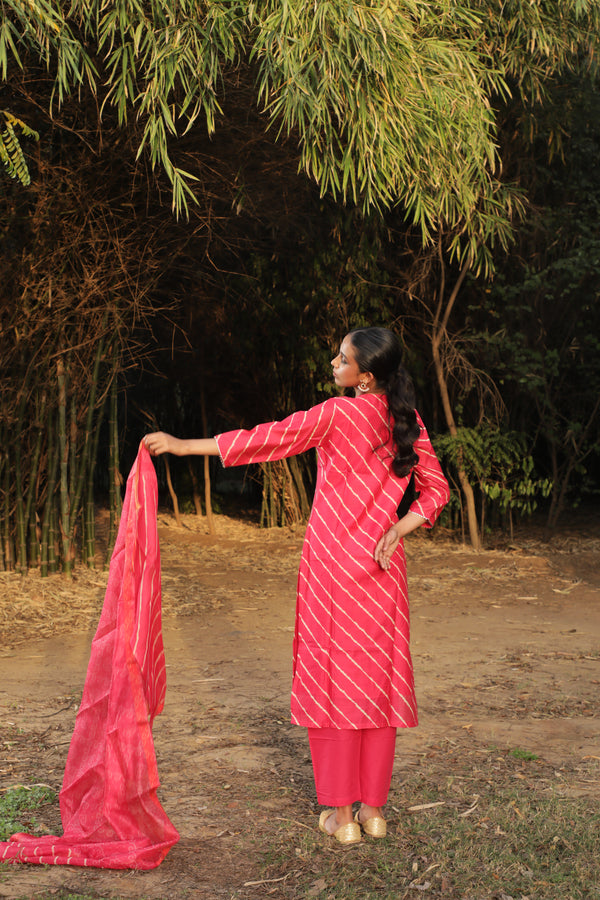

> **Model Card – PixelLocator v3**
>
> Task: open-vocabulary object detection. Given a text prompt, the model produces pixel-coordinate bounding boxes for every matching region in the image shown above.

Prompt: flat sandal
[354,810,387,838]
[319,809,362,844]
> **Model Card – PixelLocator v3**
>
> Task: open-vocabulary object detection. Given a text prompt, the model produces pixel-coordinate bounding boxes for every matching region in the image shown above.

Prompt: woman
[144,327,449,844]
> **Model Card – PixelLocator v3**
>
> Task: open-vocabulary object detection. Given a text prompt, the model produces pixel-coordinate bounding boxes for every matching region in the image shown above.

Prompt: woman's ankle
[359,804,384,822]
[334,804,354,826]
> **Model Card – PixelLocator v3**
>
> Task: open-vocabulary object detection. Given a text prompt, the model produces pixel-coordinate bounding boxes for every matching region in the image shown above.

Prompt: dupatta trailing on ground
[0,444,179,869]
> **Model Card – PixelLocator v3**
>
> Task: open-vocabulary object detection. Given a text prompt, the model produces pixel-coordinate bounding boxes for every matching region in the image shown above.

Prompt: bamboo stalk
[24,391,46,570]
[280,467,286,526]
[1,441,13,571]
[68,328,106,562]
[14,391,28,573]
[269,463,276,527]
[163,457,182,525]
[200,385,215,535]
[57,356,73,576]
[48,485,59,574]
[260,463,268,528]
[40,427,58,577]
[0,438,5,571]
[288,455,311,520]
[188,459,203,516]
[105,358,121,565]
[69,395,77,510]
[84,378,109,568]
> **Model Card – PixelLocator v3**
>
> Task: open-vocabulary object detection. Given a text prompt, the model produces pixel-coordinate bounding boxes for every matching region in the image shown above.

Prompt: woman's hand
[374,512,427,570]
[144,432,183,457]
[374,525,400,571]
[143,433,220,457]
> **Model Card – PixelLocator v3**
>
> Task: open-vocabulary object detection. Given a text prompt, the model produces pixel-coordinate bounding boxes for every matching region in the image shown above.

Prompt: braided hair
[348,327,420,477]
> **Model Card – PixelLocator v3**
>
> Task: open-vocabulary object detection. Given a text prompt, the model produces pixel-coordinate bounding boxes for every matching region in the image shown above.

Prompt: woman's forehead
[340,335,354,356]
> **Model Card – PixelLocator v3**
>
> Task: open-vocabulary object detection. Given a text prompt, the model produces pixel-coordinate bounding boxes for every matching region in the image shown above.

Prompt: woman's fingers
[375,528,399,570]
[144,432,171,456]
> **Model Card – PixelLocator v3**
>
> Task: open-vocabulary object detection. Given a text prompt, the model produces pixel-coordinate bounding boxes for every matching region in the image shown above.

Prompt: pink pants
[307,726,397,807]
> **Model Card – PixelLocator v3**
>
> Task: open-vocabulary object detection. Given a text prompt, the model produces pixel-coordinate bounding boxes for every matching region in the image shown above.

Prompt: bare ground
[0,512,599,899]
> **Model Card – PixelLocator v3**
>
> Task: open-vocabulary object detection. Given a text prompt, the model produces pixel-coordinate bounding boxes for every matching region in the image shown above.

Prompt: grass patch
[510,747,540,761]
[0,784,57,841]
[260,746,600,899]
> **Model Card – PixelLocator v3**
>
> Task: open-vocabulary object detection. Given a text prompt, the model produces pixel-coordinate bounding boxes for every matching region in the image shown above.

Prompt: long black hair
[348,327,420,477]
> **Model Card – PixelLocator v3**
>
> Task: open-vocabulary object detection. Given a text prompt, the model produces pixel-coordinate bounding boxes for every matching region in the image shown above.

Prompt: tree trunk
[188,460,204,516]
[163,456,182,526]
[431,253,481,549]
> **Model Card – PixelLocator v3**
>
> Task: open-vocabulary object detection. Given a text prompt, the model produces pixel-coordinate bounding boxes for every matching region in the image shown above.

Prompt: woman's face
[331,335,364,391]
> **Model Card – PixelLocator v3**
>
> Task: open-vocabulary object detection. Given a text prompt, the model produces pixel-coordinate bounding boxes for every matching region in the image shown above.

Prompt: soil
[0,512,599,900]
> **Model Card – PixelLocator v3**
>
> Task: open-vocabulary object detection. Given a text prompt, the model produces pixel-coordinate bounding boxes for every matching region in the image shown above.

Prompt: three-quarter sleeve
[408,412,450,528]
[215,399,337,467]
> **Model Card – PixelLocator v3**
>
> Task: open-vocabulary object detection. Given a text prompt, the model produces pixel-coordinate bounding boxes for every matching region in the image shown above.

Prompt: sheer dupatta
[0,444,179,869]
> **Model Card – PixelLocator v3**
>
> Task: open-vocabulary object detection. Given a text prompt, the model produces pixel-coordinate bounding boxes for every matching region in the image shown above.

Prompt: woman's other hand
[375,512,427,569]
[374,525,400,571]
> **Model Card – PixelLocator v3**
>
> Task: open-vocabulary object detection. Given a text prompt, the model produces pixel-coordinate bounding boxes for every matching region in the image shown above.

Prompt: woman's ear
[359,371,376,389]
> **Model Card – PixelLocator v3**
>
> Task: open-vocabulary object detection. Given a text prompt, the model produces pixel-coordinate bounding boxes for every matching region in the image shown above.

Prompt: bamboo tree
[105,355,122,564]
[84,379,110,568]
[67,325,107,559]
[1,440,13,571]
[14,391,28,573]
[56,355,72,576]
[23,391,46,570]
[288,456,311,521]
[163,457,182,526]
[0,440,5,570]
[40,406,59,577]
[48,500,59,573]
[200,384,215,535]
[187,460,203,517]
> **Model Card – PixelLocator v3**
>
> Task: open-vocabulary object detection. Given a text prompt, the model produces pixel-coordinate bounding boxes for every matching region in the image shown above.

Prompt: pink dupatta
[0,444,179,869]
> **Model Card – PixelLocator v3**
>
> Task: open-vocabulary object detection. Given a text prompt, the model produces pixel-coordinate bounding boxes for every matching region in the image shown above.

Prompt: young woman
[144,327,449,844]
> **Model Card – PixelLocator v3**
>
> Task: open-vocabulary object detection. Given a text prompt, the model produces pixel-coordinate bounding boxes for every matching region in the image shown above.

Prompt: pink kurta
[215,394,449,730]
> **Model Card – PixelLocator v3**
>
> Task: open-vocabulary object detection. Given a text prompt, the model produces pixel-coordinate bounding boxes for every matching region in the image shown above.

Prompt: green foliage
[0,111,38,185]
[463,77,600,523]
[0,784,56,840]
[434,425,552,526]
[251,1,507,265]
[2,0,599,266]
[0,0,95,102]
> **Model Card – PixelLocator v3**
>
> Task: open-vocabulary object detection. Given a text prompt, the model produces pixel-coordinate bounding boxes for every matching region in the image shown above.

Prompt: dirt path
[0,516,598,899]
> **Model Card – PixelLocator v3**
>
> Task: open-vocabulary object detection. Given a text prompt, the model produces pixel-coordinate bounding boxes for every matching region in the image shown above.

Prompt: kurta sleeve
[215,399,337,467]
[408,412,450,528]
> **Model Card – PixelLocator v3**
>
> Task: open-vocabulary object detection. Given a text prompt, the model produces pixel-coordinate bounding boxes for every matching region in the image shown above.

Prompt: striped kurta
[215,394,449,730]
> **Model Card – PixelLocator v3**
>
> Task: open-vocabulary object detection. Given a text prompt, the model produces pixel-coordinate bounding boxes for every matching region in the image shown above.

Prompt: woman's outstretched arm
[144,432,219,457]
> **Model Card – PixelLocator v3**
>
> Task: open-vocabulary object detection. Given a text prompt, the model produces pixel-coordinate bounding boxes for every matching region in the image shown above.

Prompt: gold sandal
[355,810,387,838]
[319,810,362,844]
